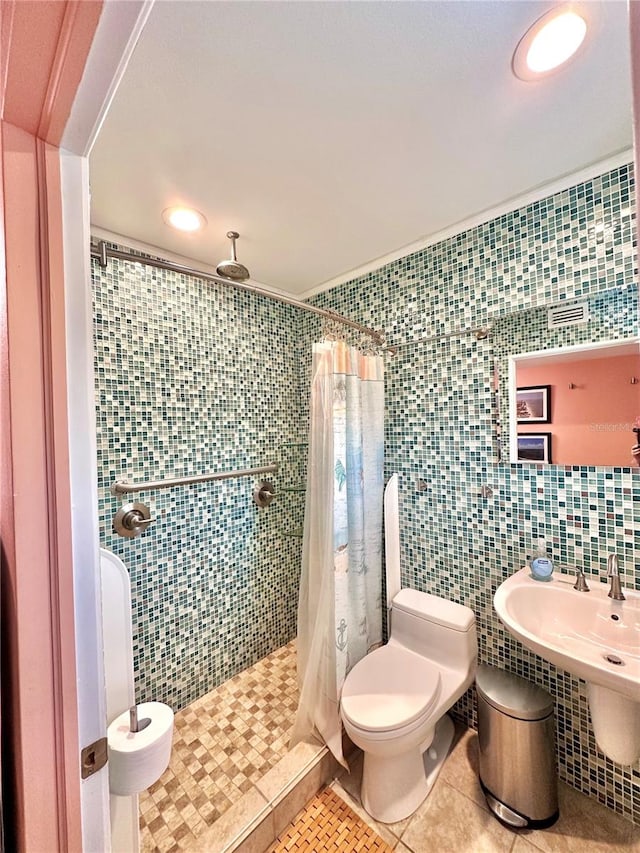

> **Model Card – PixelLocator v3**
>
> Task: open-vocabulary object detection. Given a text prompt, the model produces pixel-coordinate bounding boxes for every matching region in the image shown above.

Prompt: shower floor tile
[140,640,298,852]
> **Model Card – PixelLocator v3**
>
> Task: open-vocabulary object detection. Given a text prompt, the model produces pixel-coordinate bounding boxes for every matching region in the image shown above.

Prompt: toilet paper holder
[108,700,174,795]
[130,705,152,733]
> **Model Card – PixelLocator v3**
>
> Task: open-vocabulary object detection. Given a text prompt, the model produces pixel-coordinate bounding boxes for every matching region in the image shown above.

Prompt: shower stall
[91,242,381,849]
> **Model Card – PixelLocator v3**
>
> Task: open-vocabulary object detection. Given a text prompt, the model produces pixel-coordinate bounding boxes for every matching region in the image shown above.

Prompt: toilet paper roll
[108,701,174,795]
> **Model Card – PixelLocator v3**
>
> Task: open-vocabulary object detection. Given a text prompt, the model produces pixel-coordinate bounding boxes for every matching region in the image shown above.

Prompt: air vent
[547,301,589,329]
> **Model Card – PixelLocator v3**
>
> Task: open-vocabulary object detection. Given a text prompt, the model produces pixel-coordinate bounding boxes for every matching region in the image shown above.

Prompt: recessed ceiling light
[162,206,207,233]
[513,6,588,82]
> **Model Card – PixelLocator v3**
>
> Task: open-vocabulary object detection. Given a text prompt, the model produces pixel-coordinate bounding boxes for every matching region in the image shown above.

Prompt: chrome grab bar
[111,463,279,496]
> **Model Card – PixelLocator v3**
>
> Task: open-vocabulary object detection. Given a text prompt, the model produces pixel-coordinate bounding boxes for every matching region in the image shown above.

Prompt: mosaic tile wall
[300,164,640,824]
[92,254,305,709]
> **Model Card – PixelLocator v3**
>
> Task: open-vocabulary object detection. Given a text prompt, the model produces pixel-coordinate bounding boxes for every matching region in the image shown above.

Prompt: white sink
[494,567,640,764]
[494,568,639,700]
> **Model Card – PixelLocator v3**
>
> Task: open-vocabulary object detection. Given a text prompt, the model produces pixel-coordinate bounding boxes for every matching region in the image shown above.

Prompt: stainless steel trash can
[476,665,559,829]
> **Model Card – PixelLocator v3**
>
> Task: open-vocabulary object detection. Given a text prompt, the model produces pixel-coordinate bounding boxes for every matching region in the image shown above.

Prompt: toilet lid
[341,645,441,733]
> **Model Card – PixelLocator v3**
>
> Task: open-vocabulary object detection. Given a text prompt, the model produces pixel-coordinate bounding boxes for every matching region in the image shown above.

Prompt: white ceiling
[89,1,633,296]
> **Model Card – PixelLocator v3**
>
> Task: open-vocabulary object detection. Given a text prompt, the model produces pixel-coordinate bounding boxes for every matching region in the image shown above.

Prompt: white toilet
[340,474,477,823]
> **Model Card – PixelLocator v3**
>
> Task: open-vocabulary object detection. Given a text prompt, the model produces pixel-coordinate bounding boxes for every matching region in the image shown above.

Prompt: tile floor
[330,721,640,853]
[137,650,639,853]
[140,641,298,852]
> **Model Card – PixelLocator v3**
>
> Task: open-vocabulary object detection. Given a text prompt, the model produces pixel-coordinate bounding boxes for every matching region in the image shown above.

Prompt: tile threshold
[196,739,334,853]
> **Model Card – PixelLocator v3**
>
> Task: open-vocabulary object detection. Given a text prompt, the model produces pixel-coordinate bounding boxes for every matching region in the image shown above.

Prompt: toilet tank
[390,588,477,671]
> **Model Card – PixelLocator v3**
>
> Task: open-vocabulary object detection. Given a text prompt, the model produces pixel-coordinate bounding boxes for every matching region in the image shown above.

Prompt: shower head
[216,231,250,281]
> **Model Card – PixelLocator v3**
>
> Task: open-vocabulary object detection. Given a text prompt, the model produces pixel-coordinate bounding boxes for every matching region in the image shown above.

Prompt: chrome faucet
[573,567,590,592]
[607,554,625,601]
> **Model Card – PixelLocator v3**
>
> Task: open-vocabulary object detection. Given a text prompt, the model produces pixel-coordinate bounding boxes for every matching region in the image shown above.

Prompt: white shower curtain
[291,340,384,767]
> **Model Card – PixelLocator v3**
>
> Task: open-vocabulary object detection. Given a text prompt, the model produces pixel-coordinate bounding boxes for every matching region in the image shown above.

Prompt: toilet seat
[341,645,441,733]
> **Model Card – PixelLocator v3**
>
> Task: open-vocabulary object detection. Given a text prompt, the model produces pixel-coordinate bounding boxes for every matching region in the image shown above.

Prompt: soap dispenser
[530,538,553,582]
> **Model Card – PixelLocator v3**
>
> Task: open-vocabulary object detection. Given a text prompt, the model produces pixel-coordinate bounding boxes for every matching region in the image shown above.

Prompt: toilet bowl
[339,475,477,823]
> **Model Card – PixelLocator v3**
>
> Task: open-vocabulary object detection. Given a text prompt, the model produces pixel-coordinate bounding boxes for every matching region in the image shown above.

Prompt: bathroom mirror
[493,284,640,467]
[509,339,640,466]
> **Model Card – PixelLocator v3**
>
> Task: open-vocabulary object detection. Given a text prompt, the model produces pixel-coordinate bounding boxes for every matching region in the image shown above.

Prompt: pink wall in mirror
[517,353,640,466]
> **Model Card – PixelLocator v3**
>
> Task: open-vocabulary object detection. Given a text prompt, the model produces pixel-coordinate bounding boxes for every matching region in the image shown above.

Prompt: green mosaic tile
[92,251,305,710]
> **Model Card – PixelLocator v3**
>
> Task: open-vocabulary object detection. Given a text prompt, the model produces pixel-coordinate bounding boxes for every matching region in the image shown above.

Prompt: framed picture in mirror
[516,385,551,423]
[517,432,552,463]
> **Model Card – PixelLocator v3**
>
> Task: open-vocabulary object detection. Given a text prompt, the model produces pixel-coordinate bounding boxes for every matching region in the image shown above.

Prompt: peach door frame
[0,1,152,851]
[1,120,83,853]
[0,1,103,847]
[630,3,640,437]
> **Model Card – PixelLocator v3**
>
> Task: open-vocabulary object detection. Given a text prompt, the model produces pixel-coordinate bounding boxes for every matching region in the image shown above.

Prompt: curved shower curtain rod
[90,240,385,346]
